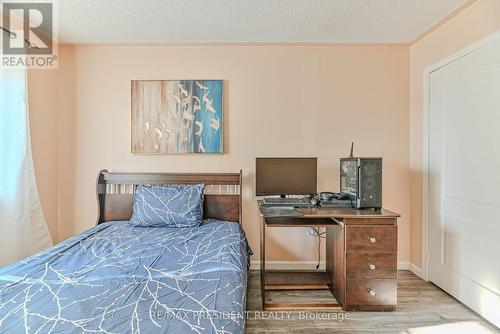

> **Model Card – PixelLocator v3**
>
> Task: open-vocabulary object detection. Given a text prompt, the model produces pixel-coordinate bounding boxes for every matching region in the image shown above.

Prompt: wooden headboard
[96,169,242,224]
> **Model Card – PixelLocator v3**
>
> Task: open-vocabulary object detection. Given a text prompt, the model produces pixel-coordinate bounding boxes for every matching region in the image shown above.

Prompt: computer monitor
[256,157,317,196]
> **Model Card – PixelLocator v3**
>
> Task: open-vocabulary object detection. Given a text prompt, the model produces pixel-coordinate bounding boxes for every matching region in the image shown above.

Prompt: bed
[0,170,250,334]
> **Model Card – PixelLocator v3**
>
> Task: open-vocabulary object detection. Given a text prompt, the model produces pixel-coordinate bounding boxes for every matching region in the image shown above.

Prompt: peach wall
[409,0,500,267]
[30,44,410,263]
[28,69,58,240]
[28,46,75,242]
[25,0,500,268]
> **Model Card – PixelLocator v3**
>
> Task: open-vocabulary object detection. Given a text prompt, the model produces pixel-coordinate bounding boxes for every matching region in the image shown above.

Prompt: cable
[311,227,326,270]
[316,234,321,270]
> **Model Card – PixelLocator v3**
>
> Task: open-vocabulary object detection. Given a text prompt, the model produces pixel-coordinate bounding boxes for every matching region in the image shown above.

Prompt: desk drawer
[346,253,397,278]
[346,225,397,252]
[346,278,396,306]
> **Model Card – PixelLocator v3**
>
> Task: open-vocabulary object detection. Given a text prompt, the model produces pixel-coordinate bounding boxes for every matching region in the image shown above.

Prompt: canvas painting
[131,80,223,154]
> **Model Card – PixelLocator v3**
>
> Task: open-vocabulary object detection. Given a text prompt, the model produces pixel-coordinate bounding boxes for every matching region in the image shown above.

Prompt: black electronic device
[256,157,317,197]
[309,194,320,206]
[340,158,382,209]
[319,192,349,202]
[319,192,334,202]
[340,144,382,209]
[316,192,353,208]
[319,198,353,208]
[334,192,349,200]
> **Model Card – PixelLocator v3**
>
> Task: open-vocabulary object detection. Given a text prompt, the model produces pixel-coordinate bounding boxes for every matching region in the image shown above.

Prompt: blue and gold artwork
[132,80,223,153]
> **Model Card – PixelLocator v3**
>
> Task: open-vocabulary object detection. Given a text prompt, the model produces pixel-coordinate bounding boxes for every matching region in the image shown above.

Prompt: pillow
[129,184,205,227]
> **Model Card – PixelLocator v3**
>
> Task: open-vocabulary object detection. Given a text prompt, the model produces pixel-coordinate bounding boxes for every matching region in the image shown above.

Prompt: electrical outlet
[306,227,315,236]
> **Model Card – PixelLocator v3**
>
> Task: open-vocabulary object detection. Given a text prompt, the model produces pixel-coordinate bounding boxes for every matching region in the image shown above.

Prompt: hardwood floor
[246,270,498,333]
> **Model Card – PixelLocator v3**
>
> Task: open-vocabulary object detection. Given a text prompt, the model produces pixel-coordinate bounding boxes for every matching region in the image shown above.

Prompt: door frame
[421,30,500,282]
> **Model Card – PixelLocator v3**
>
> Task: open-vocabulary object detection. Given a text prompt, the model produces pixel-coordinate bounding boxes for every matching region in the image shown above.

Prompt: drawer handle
[368,288,376,296]
[368,236,376,243]
[368,263,376,270]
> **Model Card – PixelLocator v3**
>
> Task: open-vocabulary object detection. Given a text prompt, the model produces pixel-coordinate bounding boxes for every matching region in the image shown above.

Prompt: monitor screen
[256,157,317,196]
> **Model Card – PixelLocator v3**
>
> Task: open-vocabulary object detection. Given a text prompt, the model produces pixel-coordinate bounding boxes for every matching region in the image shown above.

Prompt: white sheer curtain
[0,69,52,266]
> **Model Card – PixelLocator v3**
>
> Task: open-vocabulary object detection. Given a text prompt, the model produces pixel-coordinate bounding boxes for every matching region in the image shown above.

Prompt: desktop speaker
[340,157,382,209]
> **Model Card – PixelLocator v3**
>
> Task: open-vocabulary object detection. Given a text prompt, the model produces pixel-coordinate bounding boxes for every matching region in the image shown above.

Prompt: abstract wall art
[131,80,223,154]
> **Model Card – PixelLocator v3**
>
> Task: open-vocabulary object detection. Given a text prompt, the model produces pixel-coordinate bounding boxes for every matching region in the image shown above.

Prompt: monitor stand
[279,194,286,199]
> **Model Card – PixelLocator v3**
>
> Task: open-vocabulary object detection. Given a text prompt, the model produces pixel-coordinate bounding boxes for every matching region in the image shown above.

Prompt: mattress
[0,219,251,333]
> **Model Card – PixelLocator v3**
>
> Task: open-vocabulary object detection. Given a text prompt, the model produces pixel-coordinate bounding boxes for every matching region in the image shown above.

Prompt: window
[0,70,27,204]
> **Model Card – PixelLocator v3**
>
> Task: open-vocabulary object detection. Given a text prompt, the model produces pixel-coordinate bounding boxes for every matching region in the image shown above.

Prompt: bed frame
[95,169,243,225]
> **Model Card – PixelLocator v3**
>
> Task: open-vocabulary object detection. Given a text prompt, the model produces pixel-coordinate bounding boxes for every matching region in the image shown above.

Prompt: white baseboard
[250,260,414,272]
[409,263,424,279]
[398,261,410,270]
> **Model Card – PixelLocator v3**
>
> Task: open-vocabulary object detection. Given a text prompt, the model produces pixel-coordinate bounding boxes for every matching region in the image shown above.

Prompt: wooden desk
[258,203,400,311]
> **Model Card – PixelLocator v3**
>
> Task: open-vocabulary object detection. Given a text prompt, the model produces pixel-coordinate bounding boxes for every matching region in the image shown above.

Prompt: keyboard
[262,197,313,207]
[260,207,302,217]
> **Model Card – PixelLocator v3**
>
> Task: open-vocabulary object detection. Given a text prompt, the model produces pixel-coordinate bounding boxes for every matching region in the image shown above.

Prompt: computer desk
[258,202,401,311]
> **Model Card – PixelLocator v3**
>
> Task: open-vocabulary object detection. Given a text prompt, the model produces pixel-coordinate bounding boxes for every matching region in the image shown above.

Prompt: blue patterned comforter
[0,219,251,333]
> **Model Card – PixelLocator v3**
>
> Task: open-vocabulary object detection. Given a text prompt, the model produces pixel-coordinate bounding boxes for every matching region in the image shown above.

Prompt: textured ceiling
[56,0,469,43]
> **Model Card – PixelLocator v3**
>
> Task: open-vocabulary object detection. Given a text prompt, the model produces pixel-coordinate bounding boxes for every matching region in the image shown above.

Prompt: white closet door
[428,35,500,327]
